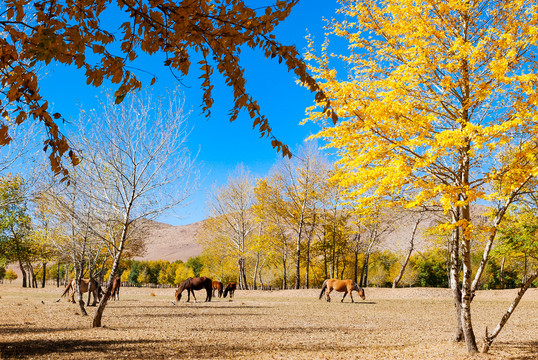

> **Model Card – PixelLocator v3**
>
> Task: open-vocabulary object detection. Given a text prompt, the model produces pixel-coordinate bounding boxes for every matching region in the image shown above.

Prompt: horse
[319,278,365,303]
[223,282,236,298]
[111,276,121,301]
[212,280,223,298]
[60,278,103,306]
[175,276,213,303]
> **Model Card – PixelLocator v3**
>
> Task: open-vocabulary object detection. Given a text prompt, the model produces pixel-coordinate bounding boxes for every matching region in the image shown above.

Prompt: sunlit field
[1,284,536,359]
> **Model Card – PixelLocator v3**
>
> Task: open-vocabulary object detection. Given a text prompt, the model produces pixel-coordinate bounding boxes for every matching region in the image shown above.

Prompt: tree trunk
[282,251,287,289]
[86,267,94,306]
[239,257,249,290]
[18,258,27,288]
[450,224,464,342]
[305,212,316,289]
[74,266,88,316]
[393,215,420,288]
[258,257,266,290]
[93,218,130,328]
[460,206,478,353]
[56,263,60,287]
[324,246,328,280]
[354,250,359,284]
[252,253,260,290]
[393,246,413,289]
[305,237,311,289]
[481,270,538,353]
[294,233,301,289]
[359,252,370,287]
[41,262,47,288]
[500,257,505,289]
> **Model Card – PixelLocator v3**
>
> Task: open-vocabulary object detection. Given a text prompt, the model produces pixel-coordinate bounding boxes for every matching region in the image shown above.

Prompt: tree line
[194,147,537,292]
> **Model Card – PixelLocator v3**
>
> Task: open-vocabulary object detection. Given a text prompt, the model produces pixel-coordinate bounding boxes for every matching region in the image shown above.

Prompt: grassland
[0,284,536,359]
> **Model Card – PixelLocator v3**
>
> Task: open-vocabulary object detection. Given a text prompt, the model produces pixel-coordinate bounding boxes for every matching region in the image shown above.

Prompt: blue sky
[38,1,341,226]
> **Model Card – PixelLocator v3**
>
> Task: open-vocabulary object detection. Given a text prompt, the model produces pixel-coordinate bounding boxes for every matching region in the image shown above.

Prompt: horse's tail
[60,280,73,298]
[319,279,328,300]
[223,286,229,298]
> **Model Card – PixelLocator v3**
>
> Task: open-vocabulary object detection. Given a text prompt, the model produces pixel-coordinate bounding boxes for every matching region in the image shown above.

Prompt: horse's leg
[191,289,197,303]
[326,288,332,302]
[341,290,348,303]
[350,289,354,303]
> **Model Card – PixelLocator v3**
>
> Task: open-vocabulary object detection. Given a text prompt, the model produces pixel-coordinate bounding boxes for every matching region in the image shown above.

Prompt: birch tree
[205,165,256,290]
[304,0,538,353]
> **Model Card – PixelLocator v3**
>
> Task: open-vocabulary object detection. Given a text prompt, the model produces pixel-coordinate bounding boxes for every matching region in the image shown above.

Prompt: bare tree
[65,90,198,327]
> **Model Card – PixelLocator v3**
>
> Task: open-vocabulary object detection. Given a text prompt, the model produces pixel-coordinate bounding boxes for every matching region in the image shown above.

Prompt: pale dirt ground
[0,284,536,360]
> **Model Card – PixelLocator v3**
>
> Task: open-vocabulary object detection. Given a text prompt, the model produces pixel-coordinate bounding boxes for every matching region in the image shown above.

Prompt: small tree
[59,91,198,327]
[5,268,17,283]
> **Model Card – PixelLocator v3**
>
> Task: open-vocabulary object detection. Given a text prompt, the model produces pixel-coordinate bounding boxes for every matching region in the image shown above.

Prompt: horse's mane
[178,277,192,291]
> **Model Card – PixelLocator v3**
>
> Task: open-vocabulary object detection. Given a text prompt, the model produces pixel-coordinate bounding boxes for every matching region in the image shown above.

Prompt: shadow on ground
[494,341,538,360]
[0,339,163,359]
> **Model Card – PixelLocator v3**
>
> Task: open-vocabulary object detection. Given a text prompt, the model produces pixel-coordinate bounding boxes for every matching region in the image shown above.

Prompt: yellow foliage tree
[304,0,538,354]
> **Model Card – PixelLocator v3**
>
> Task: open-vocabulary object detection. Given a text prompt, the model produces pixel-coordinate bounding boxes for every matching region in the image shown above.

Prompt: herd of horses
[60,276,365,305]
[59,276,121,305]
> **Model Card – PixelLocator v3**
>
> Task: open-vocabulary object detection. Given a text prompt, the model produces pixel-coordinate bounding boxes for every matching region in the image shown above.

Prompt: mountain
[133,219,203,262]
[135,205,490,262]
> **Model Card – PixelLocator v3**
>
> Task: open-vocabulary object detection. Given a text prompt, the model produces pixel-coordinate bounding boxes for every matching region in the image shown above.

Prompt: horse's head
[354,283,366,300]
[175,288,182,301]
[358,287,366,300]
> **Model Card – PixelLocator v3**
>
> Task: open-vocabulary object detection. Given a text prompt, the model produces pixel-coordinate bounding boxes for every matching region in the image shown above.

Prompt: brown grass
[0,284,536,359]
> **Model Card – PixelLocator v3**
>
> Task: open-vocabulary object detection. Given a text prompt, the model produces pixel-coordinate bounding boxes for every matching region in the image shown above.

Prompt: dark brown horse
[111,276,121,301]
[175,277,213,302]
[319,279,365,303]
[212,280,223,298]
[223,282,236,298]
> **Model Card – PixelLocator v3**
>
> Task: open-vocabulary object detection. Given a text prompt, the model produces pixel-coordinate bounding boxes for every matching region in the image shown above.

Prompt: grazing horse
[60,278,103,306]
[212,281,223,298]
[319,278,365,303]
[175,276,213,303]
[111,276,121,301]
[223,282,236,298]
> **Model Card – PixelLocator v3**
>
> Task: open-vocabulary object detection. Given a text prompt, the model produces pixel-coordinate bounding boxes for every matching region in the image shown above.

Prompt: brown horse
[60,278,103,306]
[212,280,223,298]
[223,282,236,298]
[111,276,121,301]
[319,279,365,303]
[175,276,213,302]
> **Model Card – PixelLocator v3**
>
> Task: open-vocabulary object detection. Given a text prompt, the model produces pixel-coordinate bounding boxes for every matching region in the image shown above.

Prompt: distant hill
[133,219,203,262]
[133,205,490,262]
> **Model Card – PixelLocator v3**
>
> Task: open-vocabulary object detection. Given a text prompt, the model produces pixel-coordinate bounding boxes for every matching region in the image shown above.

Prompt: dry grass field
[0,283,536,359]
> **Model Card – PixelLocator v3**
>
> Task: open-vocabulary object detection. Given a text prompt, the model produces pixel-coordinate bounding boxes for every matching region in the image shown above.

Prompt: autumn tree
[203,165,256,290]
[0,175,34,287]
[0,0,330,179]
[60,91,197,327]
[269,143,328,289]
[253,177,293,289]
[304,0,538,353]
